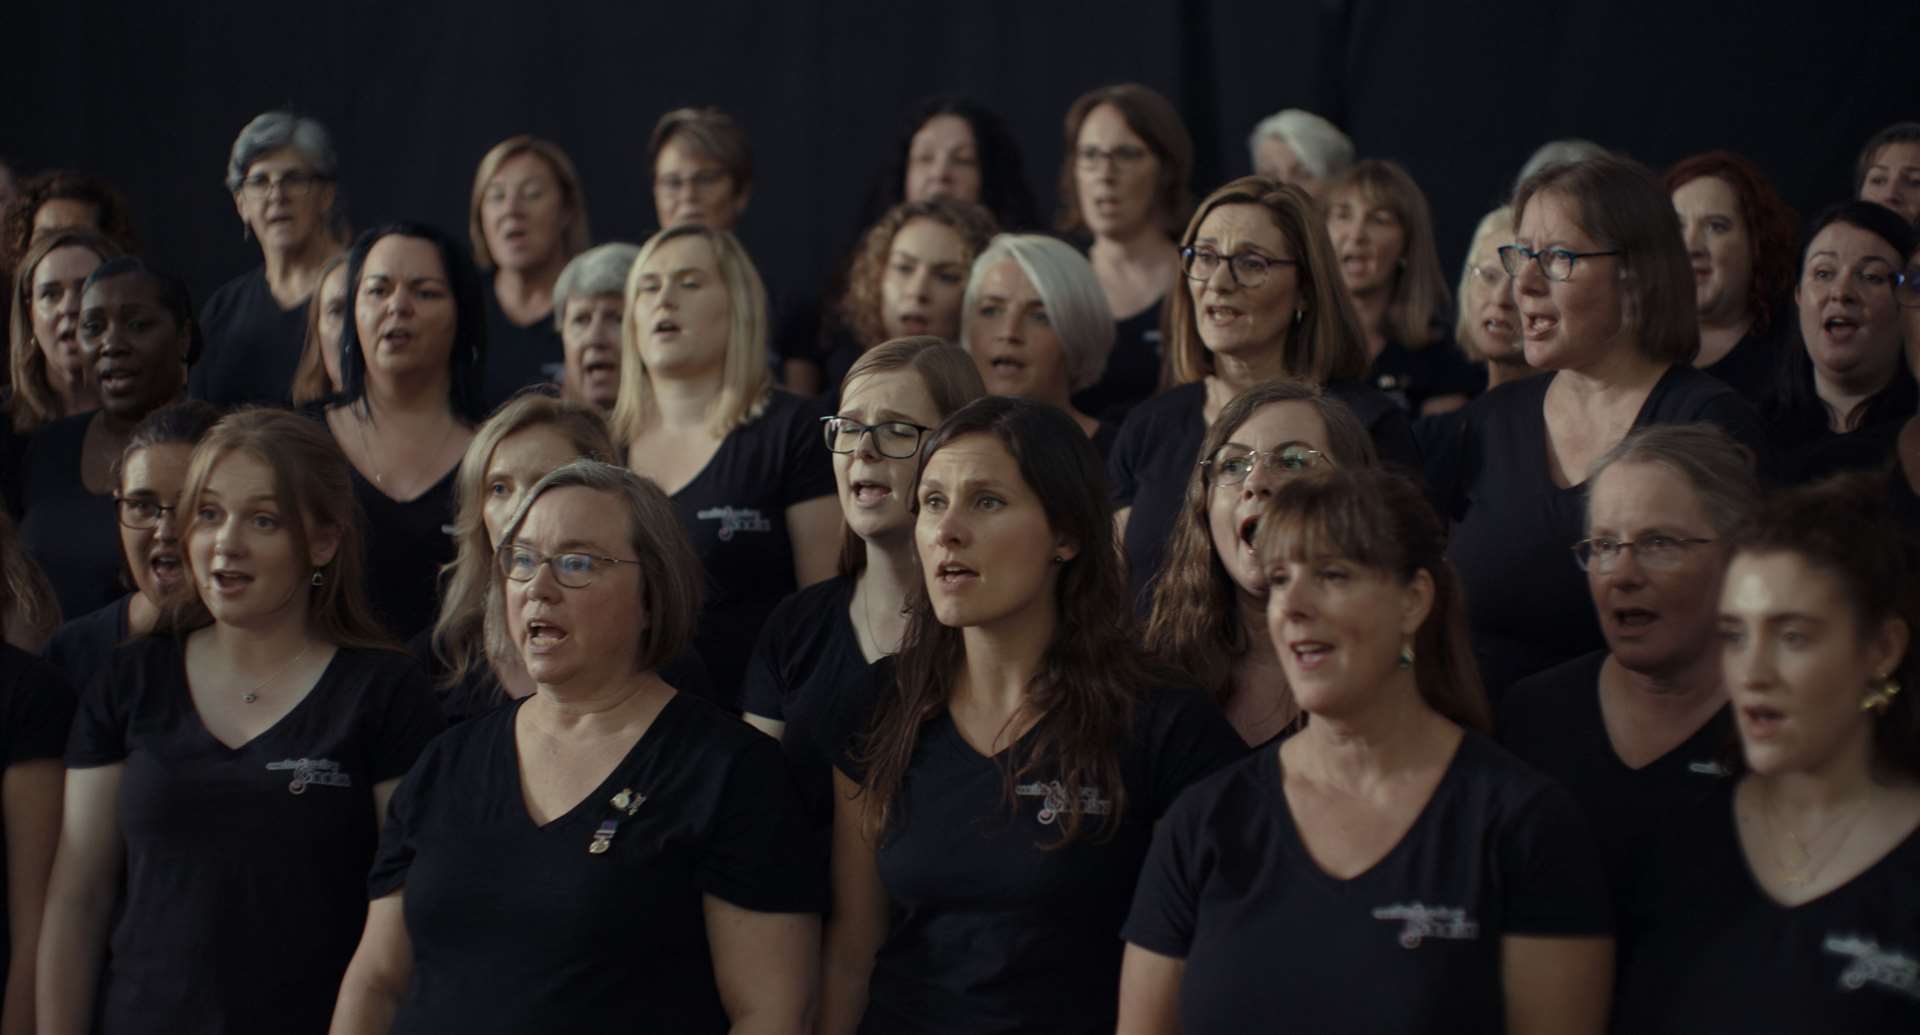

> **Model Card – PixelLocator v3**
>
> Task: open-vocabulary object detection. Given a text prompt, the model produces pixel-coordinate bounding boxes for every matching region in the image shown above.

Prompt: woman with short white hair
[1246,109,1353,198]
[550,242,640,413]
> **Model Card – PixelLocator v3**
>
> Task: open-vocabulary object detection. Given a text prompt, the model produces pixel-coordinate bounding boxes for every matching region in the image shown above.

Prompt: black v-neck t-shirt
[1699,323,1785,406]
[1072,295,1166,426]
[42,593,132,696]
[1498,649,1734,899]
[1123,731,1611,1035]
[1613,784,1920,1033]
[480,288,564,414]
[368,692,824,1034]
[350,464,458,644]
[18,412,122,620]
[833,681,1244,1035]
[192,266,308,407]
[0,644,75,989]
[1438,368,1765,697]
[1370,337,1488,414]
[740,574,874,825]
[65,636,443,1035]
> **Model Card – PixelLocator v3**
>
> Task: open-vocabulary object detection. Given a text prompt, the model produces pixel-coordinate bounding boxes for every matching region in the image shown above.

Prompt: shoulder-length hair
[1056,84,1194,238]
[8,227,122,433]
[434,390,617,687]
[1167,177,1371,386]
[611,224,771,442]
[485,459,703,675]
[864,95,1040,232]
[962,233,1115,393]
[1144,380,1378,702]
[1663,150,1800,338]
[1323,160,1451,348]
[172,408,393,650]
[467,136,594,272]
[336,222,489,425]
[0,507,60,650]
[1512,155,1700,365]
[291,252,350,406]
[842,198,999,348]
[1253,466,1491,733]
[854,396,1153,846]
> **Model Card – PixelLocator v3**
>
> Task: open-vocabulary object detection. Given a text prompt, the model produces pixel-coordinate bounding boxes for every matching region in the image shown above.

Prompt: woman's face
[905,114,982,205]
[963,258,1072,405]
[1266,546,1430,721]
[79,274,188,422]
[1255,138,1318,196]
[505,485,647,689]
[187,450,335,631]
[234,146,333,254]
[916,432,1072,632]
[1187,203,1300,364]
[1794,221,1904,391]
[560,293,624,412]
[1859,141,1920,225]
[29,245,105,386]
[1461,234,1522,365]
[30,199,101,243]
[1720,551,1904,778]
[834,369,942,545]
[481,150,570,274]
[653,137,745,232]
[316,263,350,391]
[1512,190,1629,371]
[117,443,195,608]
[1206,401,1334,604]
[1585,461,1732,678]
[1325,188,1406,299]
[631,234,732,380]
[354,235,457,383]
[880,218,970,342]
[1671,176,1754,326]
[482,424,583,548]
[1074,104,1161,241]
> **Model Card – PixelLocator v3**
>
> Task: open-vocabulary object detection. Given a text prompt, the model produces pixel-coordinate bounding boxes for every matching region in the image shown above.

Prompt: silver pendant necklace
[239,642,315,704]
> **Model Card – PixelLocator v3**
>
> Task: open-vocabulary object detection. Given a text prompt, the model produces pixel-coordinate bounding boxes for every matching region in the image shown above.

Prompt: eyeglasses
[820,416,931,459]
[1075,144,1150,169]
[1466,264,1508,289]
[1498,245,1621,282]
[238,170,324,201]
[1181,246,1298,289]
[1572,534,1714,573]
[114,496,180,530]
[1202,444,1326,484]
[498,544,642,589]
[654,170,730,196]
[1899,268,1920,309]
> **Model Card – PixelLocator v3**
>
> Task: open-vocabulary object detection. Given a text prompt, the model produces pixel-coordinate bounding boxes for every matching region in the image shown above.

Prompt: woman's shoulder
[1121,381,1206,431]
[1448,728,1584,813]
[766,573,856,624]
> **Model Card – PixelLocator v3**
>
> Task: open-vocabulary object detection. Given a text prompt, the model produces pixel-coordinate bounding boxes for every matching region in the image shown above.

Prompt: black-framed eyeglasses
[1898,268,1920,309]
[1181,246,1298,289]
[1572,535,1715,573]
[239,170,325,201]
[1498,244,1621,282]
[498,544,642,589]
[1075,144,1149,169]
[1202,444,1326,484]
[819,416,931,459]
[114,496,180,531]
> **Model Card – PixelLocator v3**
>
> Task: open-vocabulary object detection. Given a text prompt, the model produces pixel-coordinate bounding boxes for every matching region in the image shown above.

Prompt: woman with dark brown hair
[819,396,1241,1035]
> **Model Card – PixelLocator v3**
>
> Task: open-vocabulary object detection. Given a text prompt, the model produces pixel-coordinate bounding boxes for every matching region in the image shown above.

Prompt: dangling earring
[1397,643,1415,670]
[311,569,326,588]
[1862,675,1900,713]
[1293,309,1304,326]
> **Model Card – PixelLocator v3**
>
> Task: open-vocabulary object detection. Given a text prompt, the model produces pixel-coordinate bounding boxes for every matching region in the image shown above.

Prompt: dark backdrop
[6,0,1914,332]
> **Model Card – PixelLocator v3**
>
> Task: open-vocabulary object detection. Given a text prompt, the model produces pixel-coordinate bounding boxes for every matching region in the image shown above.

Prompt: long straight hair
[8,228,122,433]
[1323,160,1451,349]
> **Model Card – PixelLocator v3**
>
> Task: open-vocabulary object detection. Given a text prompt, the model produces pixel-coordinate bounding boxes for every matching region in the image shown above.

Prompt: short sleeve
[1120,782,1211,958]
[699,733,826,913]
[777,393,835,507]
[65,659,133,768]
[826,660,888,782]
[361,654,448,784]
[366,749,429,899]
[3,651,76,766]
[1140,688,1245,817]
[739,611,790,721]
[1496,781,1613,936]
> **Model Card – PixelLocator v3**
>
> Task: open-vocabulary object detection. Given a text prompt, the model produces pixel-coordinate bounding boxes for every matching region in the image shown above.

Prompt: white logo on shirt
[266,758,351,795]
[697,506,771,541]
[1687,760,1731,777]
[1372,903,1480,948]
[1014,780,1112,826]
[1824,935,1920,1001]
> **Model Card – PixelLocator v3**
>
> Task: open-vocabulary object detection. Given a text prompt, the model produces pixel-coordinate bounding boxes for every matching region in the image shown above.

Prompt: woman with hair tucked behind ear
[1613,473,1920,1033]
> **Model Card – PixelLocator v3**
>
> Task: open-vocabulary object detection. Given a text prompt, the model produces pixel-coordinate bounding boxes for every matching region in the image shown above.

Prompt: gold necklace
[238,642,315,704]
[1757,785,1873,888]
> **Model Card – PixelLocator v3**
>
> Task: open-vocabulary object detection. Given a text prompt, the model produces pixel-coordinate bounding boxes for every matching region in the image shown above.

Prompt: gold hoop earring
[1862,676,1900,714]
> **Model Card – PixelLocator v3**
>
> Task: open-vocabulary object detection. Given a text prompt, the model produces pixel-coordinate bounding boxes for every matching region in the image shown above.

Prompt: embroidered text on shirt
[1014,780,1113,826]
[1824,935,1920,1001]
[1372,903,1480,948]
[696,506,771,542]
[1687,760,1731,777]
[265,758,351,795]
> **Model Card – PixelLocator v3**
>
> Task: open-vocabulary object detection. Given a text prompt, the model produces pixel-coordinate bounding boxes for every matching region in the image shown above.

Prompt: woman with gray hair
[959,233,1120,455]
[1246,109,1353,198]
[192,110,346,407]
[551,242,639,413]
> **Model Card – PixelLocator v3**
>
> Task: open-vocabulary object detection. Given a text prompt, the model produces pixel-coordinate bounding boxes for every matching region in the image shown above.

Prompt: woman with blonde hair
[289,253,350,405]
[469,136,592,410]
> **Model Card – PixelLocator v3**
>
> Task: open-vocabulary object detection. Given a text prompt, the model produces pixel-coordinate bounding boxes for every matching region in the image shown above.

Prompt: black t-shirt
[0,644,76,990]
[191,266,308,407]
[368,692,824,1034]
[1498,649,1733,898]
[1764,368,1917,486]
[0,394,30,519]
[18,412,123,620]
[411,629,718,726]
[351,465,457,645]
[832,681,1244,1035]
[666,389,836,706]
[480,288,564,414]
[1072,296,1165,427]
[1123,731,1611,1035]
[740,574,874,825]
[1438,368,1765,697]
[42,593,132,697]
[1109,379,1422,602]
[1370,337,1488,414]
[66,636,443,1035]
[1699,323,1785,406]
[1613,783,1920,1033]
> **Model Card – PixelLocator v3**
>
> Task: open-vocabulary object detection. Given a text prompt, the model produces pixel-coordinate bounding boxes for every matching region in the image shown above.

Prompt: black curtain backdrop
[6,0,1915,336]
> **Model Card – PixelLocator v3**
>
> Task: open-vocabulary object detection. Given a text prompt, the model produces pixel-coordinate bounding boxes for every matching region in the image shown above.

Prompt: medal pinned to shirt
[589,787,648,855]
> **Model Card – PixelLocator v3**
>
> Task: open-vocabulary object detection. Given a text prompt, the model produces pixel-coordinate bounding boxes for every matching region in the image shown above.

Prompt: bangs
[1252,475,1402,575]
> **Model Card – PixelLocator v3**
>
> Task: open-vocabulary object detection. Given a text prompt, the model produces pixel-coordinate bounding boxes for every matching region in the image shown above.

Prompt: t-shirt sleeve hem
[1117,922,1191,960]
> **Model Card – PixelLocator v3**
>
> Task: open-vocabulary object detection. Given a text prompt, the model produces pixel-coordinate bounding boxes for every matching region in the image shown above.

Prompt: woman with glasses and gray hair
[192,110,347,407]
[1436,155,1764,700]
